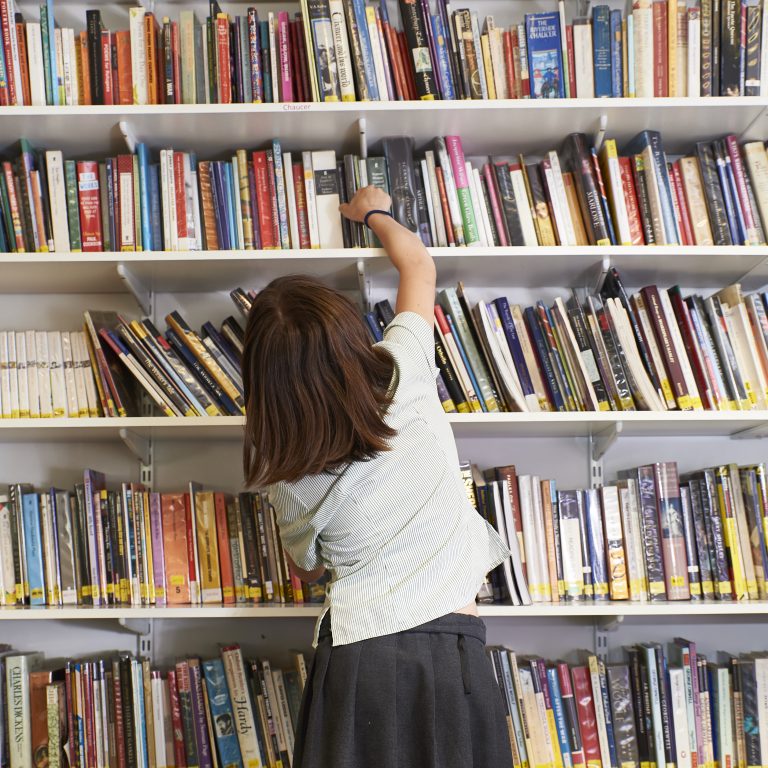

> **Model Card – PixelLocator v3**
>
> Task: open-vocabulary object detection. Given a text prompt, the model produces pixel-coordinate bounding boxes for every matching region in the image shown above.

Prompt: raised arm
[340,186,436,325]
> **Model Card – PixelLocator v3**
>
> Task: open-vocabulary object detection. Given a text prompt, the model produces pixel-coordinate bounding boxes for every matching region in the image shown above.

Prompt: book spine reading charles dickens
[488,638,768,768]
[5,130,768,254]
[462,455,768,607]
[0,643,308,768]
[0,0,764,107]
[354,268,768,415]
[0,472,327,608]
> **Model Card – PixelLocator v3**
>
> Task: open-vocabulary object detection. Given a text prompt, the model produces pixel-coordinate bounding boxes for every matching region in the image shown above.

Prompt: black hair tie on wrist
[364,209,393,229]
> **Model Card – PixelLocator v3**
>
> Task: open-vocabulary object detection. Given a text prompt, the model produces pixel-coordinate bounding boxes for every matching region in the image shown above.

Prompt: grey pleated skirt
[292,612,513,768]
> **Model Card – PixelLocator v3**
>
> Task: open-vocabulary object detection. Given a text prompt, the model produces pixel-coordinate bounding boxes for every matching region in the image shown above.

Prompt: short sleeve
[268,483,323,571]
[380,311,437,380]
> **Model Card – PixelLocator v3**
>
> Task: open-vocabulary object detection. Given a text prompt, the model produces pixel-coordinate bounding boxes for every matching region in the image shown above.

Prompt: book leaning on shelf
[356,271,768,415]
[465,457,768,608]
[0,473,328,608]
[488,639,768,768]
[5,130,768,254]
[0,0,764,107]
[0,644,308,768]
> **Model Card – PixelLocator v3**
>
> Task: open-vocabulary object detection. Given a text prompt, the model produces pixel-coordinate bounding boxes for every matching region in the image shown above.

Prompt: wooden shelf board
[4,602,768,620]
[0,99,764,156]
[2,412,768,443]
[1,246,766,294]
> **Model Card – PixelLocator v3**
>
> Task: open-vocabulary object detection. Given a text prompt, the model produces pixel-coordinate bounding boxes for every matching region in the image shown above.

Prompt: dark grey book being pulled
[383,136,419,234]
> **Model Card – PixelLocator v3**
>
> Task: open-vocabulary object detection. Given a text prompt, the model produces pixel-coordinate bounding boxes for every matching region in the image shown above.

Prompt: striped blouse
[268,311,511,646]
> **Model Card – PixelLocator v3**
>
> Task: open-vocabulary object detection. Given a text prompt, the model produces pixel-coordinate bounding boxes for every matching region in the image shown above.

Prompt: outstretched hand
[339,185,392,223]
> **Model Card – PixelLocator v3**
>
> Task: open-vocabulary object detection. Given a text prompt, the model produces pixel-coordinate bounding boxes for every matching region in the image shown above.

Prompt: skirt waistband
[318,611,486,644]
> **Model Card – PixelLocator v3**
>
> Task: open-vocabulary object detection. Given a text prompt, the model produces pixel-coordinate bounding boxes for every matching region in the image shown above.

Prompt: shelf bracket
[593,114,608,154]
[733,422,768,440]
[591,421,623,462]
[118,120,139,154]
[357,259,372,312]
[590,255,611,294]
[594,615,624,659]
[117,264,152,315]
[117,617,153,658]
[119,428,151,465]
[358,118,368,159]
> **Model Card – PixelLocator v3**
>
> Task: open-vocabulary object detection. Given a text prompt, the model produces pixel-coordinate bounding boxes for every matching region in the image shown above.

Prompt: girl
[242,185,513,768]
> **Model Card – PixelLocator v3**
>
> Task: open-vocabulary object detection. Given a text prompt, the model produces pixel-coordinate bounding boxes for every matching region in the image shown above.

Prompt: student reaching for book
[241,185,513,768]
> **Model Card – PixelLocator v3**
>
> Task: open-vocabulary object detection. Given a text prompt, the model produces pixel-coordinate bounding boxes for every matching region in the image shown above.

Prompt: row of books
[489,639,768,768]
[374,273,768,414]
[382,132,768,249]
[0,644,307,768]
[466,459,768,607]
[0,308,245,419]
[2,0,765,108]
[0,472,327,608]
[6,129,768,255]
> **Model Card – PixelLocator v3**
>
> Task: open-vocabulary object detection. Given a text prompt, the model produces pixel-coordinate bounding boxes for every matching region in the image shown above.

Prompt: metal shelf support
[119,428,151,465]
[358,118,368,159]
[357,259,372,312]
[594,614,624,658]
[117,264,152,315]
[118,120,139,154]
[591,421,623,462]
[593,114,608,153]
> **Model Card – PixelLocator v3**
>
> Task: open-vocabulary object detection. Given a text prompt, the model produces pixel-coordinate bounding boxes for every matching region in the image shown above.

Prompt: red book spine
[0,0,16,105]
[76,161,103,252]
[483,163,508,246]
[295,14,312,101]
[571,666,601,768]
[266,151,280,246]
[653,1,668,96]
[288,21,304,103]
[111,40,119,105]
[116,155,135,251]
[15,23,29,106]
[214,492,236,605]
[101,31,114,105]
[217,15,232,103]
[383,20,406,100]
[292,162,311,248]
[172,21,182,105]
[278,11,293,102]
[670,162,694,246]
[183,493,198,601]
[82,664,97,768]
[252,151,275,248]
[115,30,133,106]
[2,163,23,251]
[435,166,456,246]
[398,29,418,100]
[558,663,586,768]
[509,26,521,99]
[502,30,516,99]
[726,134,758,241]
[618,155,645,245]
[112,664,127,768]
[173,151,188,244]
[566,24,577,98]
[145,13,158,104]
[167,670,188,768]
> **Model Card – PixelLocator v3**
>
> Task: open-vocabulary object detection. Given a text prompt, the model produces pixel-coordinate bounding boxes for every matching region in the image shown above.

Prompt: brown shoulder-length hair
[242,275,395,487]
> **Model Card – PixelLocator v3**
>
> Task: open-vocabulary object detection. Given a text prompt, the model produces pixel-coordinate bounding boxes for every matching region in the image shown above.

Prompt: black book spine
[560,133,610,245]
[686,478,716,599]
[720,0,741,95]
[700,471,733,599]
[478,172,500,246]
[492,161,525,245]
[740,658,761,768]
[680,485,703,601]
[695,142,733,245]
[448,10,469,99]
[566,296,611,409]
[398,0,438,98]
[238,493,262,602]
[342,0,369,100]
[630,154,656,245]
[74,484,94,605]
[383,136,419,234]
[336,160,352,248]
[745,3,762,95]
[713,0,722,93]
[86,10,104,105]
[637,466,667,601]
[107,490,123,604]
[627,648,651,765]
[413,164,433,246]
[342,155,360,247]
[653,646,676,768]
[307,0,340,101]
[435,332,468,411]
[119,657,137,768]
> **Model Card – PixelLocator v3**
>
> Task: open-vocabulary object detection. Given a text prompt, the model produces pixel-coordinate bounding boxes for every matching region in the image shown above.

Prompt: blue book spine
[546,667,572,766]
[610,9,623,97]
[364,312,384,342]
[645,131,681,243]
[271,139,290,248]
[352,0,379,99]
[202,659,244,768]
[592,5,612,97]
[202,322,240,372]
[209,163,225,250]
[431,14,455,100]
[493,297,535,398]
[708,665,720,761]
[445,312,487,413]
[40,3,55,105]
[524,306,565,411]
[224,163,238,250]
[22,493,46,605]
[542,302,577,407]
[214,163,231,250]
[0,22,7,97]
[259,21,272,103]
[627,15,635,95]
[149,165,162,249]
[716,150,742,245]
[525,13,565,98]
[136,144,153,251]
[133,660,150,768]
[584,488,608,600]
[724,152,748,244]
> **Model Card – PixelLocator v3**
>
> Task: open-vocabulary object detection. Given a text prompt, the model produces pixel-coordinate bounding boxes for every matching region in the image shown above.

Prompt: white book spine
[559,499,584,600]
[679,648,698,767]
[520,475,546,602]
[687,12,701,97]
[25,330,39,418]
[181,153,195,251]
[48,331,67,418]
[7,655,44,768]
[714,666,733,768]
[46,151,71,253]
[425,151,448,247]
[421,160,438,247]
[268,12,280,103]
[606,152,632,245]
[329,0,356,101]
[39,496,58,605]
[510,167,539,246]
[302,151,321,249]
[130,7,148,106]
[6,331,18,418]
[26,23,47,107]
[573,23,595,98]
[283,152,301,249]
[588,658,612,768]
[222,647,265,768]
[62,28,74,106]
[0,496,14,604]
[310,150,343,249]
[489,24,508,99]
[168,151,180,251]
[634,2,654,97]
[231,157,246,250]
[54,28,65,104]
[159,150,172,250]
[0,331,10,417]
[70,332,90,417]
[470,12,488,99]
[466,163,488,247]
[756,656,768,764]
[435,141,464,245]
[366,6,390,101]
[542,164,569,245]
[151,676,168,768]
[473,166,496,247]
[548,151,576,246]
[669,668,693,768]
[762,0,768,96]
[59,331,80,416]
[14,332,28,419]
[189,164,203,250]
[272,670,295,755]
